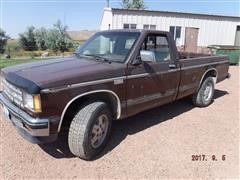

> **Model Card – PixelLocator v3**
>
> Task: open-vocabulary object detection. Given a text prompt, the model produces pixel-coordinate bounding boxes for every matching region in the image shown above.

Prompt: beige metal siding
[107,10,240,47]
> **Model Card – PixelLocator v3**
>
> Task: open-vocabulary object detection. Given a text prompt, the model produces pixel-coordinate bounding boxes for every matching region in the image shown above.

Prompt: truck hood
[2,56,125,93]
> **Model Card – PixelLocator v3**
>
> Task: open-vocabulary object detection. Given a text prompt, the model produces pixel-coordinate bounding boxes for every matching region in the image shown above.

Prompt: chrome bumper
[0,92,49,137]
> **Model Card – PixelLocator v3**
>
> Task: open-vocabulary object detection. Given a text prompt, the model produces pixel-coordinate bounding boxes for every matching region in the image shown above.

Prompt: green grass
[0,58,50,69]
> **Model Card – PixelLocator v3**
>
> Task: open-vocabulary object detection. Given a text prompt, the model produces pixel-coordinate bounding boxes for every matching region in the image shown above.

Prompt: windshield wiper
[84,54,112,64]
[73,52,82,57]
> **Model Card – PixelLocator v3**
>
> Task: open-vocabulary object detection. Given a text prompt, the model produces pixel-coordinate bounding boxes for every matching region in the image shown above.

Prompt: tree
[0,29,9,54]
[18,21,73,56]
[19,26,38,51]
[122,0,132,9]
[46,28,59,54]
[54,20,73,53]
[35,27,48,50]
[121,0,146,10]
[47,20,73,54]
[132,0,146,9]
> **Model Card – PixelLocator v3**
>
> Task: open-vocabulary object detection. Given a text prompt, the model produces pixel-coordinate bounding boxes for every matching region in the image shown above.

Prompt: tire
[192,77,215,107]
[68,102,112,160]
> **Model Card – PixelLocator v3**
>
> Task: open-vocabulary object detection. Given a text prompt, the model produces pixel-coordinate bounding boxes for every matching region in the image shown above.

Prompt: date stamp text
[192,155,226,161]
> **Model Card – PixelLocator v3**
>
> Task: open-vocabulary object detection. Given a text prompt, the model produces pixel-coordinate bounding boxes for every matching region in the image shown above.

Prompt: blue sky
[1,0,240,38]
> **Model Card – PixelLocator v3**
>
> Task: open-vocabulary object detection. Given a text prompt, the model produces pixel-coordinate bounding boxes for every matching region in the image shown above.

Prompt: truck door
[126,32,181,116]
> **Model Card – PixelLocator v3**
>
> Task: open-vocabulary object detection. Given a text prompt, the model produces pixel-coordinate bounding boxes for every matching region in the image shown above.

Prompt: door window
[141,34,171,62]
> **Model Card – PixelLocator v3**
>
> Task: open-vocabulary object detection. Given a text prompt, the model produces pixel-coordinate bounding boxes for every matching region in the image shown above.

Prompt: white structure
[100,8,240,53]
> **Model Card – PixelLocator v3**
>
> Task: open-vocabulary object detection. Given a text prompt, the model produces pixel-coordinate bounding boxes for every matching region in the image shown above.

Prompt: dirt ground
[0,66,239,179]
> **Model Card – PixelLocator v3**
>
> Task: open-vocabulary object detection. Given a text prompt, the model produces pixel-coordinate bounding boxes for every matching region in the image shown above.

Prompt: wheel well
[59,91,119,132]
[204,69,217,80]
[198,68,218,90]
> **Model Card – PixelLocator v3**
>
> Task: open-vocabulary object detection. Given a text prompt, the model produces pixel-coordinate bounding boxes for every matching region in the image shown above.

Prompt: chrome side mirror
[140,50,156,63]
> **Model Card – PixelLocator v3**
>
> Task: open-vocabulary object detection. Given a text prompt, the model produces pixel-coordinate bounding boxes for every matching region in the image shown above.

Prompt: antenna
[106,0,109,7]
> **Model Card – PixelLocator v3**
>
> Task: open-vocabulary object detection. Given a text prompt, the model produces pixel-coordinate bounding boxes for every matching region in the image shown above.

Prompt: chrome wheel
[203,82,213,101]
[91,114,109,149]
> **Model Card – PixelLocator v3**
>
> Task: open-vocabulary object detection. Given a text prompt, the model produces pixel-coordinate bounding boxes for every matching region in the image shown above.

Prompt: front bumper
[0,92,57,144]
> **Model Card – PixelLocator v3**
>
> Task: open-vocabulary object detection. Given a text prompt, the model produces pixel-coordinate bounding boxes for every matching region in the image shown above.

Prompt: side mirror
[132,55,142,66]
[140,50,156,63]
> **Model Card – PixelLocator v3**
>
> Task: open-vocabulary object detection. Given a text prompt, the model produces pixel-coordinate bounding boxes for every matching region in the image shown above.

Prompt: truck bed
[179,52,211,59]
[176,54,229,100]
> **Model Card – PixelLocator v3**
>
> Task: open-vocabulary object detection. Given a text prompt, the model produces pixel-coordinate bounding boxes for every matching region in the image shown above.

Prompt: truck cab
[0,30,230,160]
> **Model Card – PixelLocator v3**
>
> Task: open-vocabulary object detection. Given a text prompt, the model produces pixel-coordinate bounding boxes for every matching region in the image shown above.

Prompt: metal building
[100,8,240,53]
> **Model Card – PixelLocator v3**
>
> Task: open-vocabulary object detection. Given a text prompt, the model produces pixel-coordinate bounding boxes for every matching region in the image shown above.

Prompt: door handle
[169,64,177,69]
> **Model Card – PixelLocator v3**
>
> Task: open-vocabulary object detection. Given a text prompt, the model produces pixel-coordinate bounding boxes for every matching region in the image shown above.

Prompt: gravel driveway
[0,66,239,179]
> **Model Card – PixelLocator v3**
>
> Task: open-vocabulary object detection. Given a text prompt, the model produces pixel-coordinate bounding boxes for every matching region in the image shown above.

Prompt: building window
[123,24,137,29]
[169,26,181,40]
[143,25,156,30]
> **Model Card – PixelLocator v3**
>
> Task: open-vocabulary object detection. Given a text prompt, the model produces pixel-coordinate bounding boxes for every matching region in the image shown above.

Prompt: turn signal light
[33,95,42,113]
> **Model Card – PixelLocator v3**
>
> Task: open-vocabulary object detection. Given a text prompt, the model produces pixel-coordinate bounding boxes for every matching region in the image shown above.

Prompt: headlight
[23,92,42,112]
[2,77,42,113]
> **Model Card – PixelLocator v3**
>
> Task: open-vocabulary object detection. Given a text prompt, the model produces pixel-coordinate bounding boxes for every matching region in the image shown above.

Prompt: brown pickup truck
[0,30,230,160]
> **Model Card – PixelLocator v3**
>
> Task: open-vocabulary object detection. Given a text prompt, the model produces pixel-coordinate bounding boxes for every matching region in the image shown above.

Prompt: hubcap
[203,82,213,101]
[91,114,109,148]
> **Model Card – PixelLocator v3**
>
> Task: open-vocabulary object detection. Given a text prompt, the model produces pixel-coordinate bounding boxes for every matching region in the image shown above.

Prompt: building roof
[112,8,240,21]
[100,29,167,33]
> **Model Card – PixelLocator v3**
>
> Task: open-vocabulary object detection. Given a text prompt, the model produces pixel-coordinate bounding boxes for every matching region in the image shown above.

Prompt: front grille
[2,78,23,107]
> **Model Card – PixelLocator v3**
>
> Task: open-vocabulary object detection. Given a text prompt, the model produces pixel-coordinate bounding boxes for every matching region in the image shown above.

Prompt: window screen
[123,24,130,29]
[169,26,181,40]
[124,24,137,29]
[176,26,181,39]
[143,25,149,29]
[130,24,137,29]
[143,24,156,30]
[170,26,175,37]
[150,25,156,30]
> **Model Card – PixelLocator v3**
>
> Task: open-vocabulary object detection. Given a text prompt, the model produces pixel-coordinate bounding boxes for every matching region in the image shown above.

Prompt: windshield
[75,32,140,63]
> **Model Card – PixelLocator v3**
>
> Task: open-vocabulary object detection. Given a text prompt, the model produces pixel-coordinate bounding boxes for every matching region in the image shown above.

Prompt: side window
[146,35,156,50]
[142,34,171,62]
